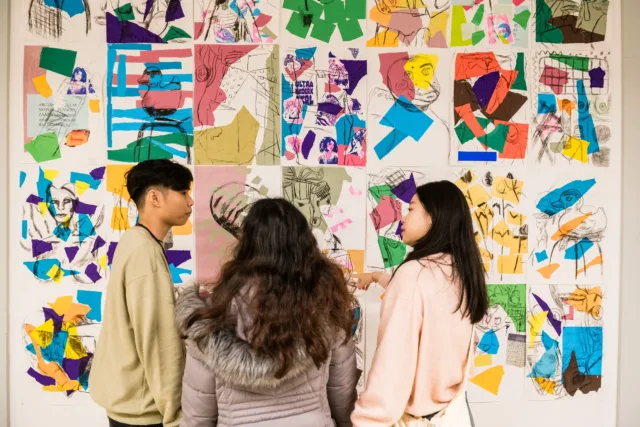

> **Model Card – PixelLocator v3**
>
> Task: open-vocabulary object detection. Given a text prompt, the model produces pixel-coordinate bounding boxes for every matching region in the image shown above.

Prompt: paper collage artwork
[194,45,281,166]
[526,284,603,399]
[25,0,105,43]
[23,45,106,165]
[368,50,450,168]
[20,165,108,285]
[195,0,279,43]
[452,51,530,165]
[105,164,194,285]
[107,44,194,164]
[535,0,610,45]
[531,50,611,167]
[468,284,526,401]
[281,0,366,44]
[281,47,367,166]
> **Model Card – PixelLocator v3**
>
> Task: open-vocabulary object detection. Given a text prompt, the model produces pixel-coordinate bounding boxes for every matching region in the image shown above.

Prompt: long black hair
[399,181,488,324]
[183,198,353,378]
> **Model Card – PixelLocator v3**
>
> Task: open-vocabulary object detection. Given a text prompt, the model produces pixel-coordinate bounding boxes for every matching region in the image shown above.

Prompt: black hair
[399,181,488,324]
[125,159,193,207]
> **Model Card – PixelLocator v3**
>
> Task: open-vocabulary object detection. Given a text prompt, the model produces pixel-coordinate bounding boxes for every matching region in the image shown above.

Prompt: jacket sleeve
[181,352,219,427]
[125,270,185,427]
[327,337,359,427]
[351,263,423,427]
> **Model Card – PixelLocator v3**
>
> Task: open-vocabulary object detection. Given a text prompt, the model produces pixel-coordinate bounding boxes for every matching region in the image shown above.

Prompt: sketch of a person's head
[328,58,349,89]
[283,167,331,231]
[209,183,265,239]
[47,183,77,225]
[283,97,303,124]
[386,55,441,112]
[283,54,305,75]
[319,137,338,154]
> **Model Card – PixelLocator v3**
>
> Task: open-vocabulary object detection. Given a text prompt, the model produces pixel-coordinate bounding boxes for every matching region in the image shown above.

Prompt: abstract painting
[365,0,450,48]
[468,284,526,402]
[105,164,194,284]
[194,166,281,282]
[281,0,366,43]
[23,45,106,164]
[452,51,529,165]
[529,172,608,284]
[22,292,102,395]
[26,0,104,42]
[20,165,107,285]
[454,169,529,282]
[194,45,280,166]
[526,284,603,399]
[535,0,609,44]
[105,0,192,43]
[107,44,193,164]
[281,47,367,166]
[282,166,366,273]
[368,49,450,168]
[531,51,611,167]
[195,0,279,43]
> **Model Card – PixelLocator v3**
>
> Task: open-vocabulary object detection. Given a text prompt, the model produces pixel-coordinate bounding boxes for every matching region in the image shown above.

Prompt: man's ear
[146,187,162,208]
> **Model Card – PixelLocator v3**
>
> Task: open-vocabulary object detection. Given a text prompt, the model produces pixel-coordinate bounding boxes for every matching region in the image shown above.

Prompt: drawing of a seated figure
[370,0,449,46]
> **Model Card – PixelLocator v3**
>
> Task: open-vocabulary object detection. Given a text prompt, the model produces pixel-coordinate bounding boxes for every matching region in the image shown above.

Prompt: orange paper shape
[485,70,518,114]
[455,52,501,81]
[455,104,487,138]
[470,365,505,395]
[65,130,90,147]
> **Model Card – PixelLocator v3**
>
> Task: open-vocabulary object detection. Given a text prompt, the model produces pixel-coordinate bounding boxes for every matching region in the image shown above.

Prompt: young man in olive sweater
[90,160,194,427]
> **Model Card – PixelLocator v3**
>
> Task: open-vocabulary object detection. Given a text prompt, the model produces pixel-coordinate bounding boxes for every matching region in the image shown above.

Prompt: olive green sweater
[89,226,184,427]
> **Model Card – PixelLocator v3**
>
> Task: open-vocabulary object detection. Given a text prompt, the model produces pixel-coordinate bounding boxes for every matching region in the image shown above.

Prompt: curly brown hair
[182,198,354,378]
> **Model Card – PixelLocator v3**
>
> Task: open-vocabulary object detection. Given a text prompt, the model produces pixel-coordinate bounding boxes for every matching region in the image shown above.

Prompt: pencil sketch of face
[48,184,77,225]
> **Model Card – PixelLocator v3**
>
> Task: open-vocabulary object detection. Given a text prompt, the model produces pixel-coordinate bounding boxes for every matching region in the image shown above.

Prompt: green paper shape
[368,185,394,204]
[286,12,312,38]
[478,124,510,153]
[39,47,77,77]
[455,117,492,144]
[487,284,526,333]
[283,0,306,10]
[451,6,472,47]
[338,18,363,41]
[471,4,484,26]
[162,26,192,42]
[513,52,527,91]
[513,9,531,30]
[472,30,486,45]
[114,3,135,21]
[108,133,193,163]
[536,0,564,43]
[550,54,589,72]
[324,0,345,23]
[345,0,366,20]
[378,236,406,269]
[25,133,62,163]
[310,18,336,43]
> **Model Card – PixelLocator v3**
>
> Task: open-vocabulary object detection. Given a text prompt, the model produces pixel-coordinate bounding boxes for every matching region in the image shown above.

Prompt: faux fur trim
[175,285,316,390]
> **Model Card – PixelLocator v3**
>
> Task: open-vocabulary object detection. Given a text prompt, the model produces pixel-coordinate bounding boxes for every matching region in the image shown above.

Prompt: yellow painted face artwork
[403,54,439,91]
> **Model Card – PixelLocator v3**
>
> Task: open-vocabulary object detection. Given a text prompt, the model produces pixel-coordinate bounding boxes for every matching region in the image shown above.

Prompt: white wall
[616,0,640,425]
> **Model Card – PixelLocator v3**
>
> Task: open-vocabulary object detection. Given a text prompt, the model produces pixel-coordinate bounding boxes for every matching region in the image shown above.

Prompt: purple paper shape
[318,102,342,116]
[84,263,102,283]
[341,60,367,96]
[472,71,501,110]
[144,0,154,20]
[74,201,97,215]
[43,307,63,333]
[92,236,106,254]
[107,242,118,265]
[89,167,106,180]
[107,12,165,43]
[165,250,191,267]
[65,246,79,262]
[165,0,185,22]
[391,173,417,204]
[32,240,53,257]
[395,221,403,237]
[27,368,56,386]
[27,194,43,205]
[532,293,562,336]
[301,131,316,160]
[62,355,92,381]
[588,66,606,89]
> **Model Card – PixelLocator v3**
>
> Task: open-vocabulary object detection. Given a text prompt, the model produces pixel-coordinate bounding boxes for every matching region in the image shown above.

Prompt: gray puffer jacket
[175,286,360,427]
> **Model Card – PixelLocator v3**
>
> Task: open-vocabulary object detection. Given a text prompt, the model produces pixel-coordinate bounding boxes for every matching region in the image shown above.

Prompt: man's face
[157,187,194,227]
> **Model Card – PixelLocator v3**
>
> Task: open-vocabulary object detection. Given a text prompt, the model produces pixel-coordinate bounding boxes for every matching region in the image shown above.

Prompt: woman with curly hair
[176,198,359,427]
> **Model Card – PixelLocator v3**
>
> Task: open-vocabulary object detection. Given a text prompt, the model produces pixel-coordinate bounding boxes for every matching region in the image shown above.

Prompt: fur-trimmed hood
[175,285,316,391]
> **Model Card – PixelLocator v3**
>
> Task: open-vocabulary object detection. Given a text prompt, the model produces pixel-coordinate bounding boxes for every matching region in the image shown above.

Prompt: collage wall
[10,0,620,424]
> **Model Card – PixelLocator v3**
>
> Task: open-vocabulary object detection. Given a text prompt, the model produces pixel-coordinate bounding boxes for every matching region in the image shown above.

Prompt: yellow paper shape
[62,302,91,322]
[473,204,494,237]
[347,250,365,275]
[465,184,490,208]
[529,311,548,348]
[404,54,439,91]
[38,202,50,217]
[552,212,592,240]
[106,164,133,200]
[111,206,131,231]
[32,75,53,98]
[64,330,88,360]
[47,264,63,283]
[537,263,560,279]
[474,354,493,367]
[28,320,54,347]
[497,254,524,275]
[577,255,604,276]
[173,219,192,236]
[75,180,91,196]
[563,137,589,163]
[534,377,556,395]
[89,99,101,113]
[492,176,524,204]
[455,170,476,191]
[48,296,73,316]
[469,365,505,395]
[567,286,603,314]
[426,10,449,43]
[507,210,527,227]
[99,254,108,270]
[43,169,59,181]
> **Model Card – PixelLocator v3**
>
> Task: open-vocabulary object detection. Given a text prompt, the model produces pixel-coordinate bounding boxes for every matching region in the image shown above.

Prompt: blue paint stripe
[111,87,141,97]
[143,62,183,70]
[107,49,116,148]
[150,138,188,158]
[111,122,194,134]
[108,43,153,51]
[111,107,192,121]
[117,54,127,97]
[457,151,498,162]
